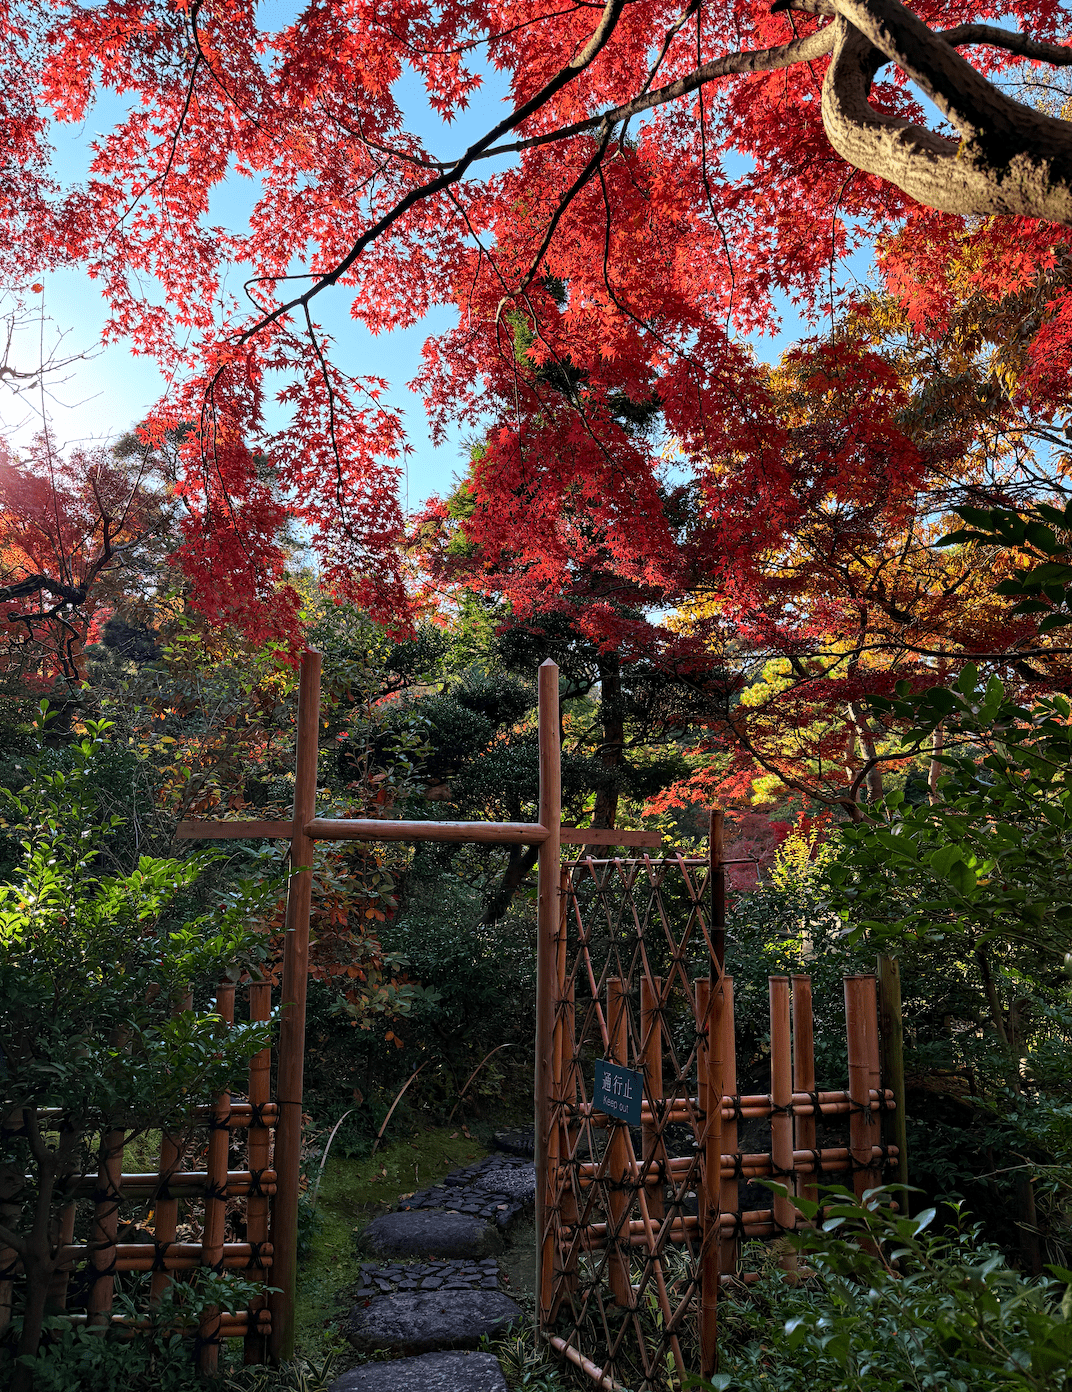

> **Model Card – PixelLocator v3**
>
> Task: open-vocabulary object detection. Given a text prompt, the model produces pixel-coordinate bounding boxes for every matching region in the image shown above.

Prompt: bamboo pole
[605,976,634,1309]
[304,816,550,844]
[696,978,722,1378]
[87,1128,125,1325]
[769,978,797,1271]
[534,659,561,1333]
[199,981,236,1374]
[709,809,725,972]
[245,978,272,1364]
[791,975,817,1205]
[877,956,909,1202]
[61,1241,274,1271]
[570,1088,891,1124]
[719,977,737,1276]
[269,648,322,1362]
[151,990,192,1305]
[844,976,878,1202]
[574,1145,892,1186]
[640,975,664,1226]
[862,973,884,1197]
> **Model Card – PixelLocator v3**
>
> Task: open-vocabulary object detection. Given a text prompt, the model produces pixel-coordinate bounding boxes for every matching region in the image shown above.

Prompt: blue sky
[2,32,850,511]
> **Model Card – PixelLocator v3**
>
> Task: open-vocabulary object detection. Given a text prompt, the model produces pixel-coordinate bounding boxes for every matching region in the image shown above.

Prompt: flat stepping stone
[345,1289,521,1355]
[358,1209,503,1260]
[356,1258,500,1296]
[494,1128,534,1157]
[328,1350,507,1392]
[398,1156,536,1230]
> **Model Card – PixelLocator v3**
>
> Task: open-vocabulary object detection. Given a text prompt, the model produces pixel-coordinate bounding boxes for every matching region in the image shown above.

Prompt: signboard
[595,1060,643,1125]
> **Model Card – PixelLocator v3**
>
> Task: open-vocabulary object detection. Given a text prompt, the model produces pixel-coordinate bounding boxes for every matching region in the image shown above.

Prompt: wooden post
[268,648,322,1362]
[87,1129,125,1325]
[769,977,796,1263]
[151,990,192,1306]
[791,975,817,1205]
[696,977,722,1378]
[199,981,236,1374]
[709,809,725,972]
[244,978,272,1363]
[640,975,664,1226]
[876,955,908,1202]
[719,977,738,1276]
[534,660,562,1332]
[605,976,634,1309]
[844,976,879,1202]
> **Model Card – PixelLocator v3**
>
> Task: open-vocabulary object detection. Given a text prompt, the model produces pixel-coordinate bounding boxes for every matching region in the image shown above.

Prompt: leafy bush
[692,1188,1072,1392]
[0,716,278,1389]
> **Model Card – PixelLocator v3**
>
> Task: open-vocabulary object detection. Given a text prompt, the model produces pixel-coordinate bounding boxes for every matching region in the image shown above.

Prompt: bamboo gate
[533,834,902,1391]
[21,653,625,1365]
[15,650,901,1381]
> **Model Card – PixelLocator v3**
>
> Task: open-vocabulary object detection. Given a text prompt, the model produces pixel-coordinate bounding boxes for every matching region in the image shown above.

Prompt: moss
[293,1125,488,1359]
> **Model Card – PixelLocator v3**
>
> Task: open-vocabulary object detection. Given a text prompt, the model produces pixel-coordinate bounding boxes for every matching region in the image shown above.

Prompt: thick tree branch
[822,2,1072,223]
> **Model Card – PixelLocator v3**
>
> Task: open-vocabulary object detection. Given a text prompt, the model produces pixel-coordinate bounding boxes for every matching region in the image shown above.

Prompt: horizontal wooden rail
[176,818,661,848]
[65,1309,270,1336]
[305,817,549,844]
[575,1144,897,1186]
[565,1210,782,1249]
[176,820,294,840]
[62,1170,277,1199]
[570,1089,895,1125]
[22,1102,276,1129]
[59,1241,273,1273]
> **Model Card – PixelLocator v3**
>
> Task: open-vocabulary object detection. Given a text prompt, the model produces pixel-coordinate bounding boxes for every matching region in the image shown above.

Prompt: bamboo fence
[535,832,902,1392]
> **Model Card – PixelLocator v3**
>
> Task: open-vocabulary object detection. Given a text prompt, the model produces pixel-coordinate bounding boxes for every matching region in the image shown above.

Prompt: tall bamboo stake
[244,978,272,1364]
[640,975,664,1227]
[199,981,235,1374]
[87,1128,125,1325]
[709,809,725,971]
[791,975,817,1205]
[719,977,738,1276]
[696,977,722,1377]
[268,649,321,1362]
[151,989,193,1306]
[844,976,879,1202]
[876,955,909,1201]
[769,977,796,1267]
[534,660,562,1332]
[605,976,635,1309]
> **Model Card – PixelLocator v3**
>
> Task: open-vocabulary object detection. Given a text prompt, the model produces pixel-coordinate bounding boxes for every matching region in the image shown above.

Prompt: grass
[292,1123,489,1361]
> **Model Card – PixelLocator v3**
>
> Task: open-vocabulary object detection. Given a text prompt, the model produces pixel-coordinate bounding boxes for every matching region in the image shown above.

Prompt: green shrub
[692,1188,1072,1392]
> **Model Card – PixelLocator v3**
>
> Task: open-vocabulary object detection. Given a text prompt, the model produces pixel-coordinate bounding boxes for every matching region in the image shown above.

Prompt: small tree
[0,714,277,1390]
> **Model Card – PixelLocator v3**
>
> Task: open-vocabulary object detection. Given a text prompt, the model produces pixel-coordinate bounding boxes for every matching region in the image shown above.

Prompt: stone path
[346,1288,522,1355]
[397,1154,536,1229]
[355,1258,502,1294]
[358,1209,504,1260]
[329,1351,506,1392]
[329,1139,533,1391]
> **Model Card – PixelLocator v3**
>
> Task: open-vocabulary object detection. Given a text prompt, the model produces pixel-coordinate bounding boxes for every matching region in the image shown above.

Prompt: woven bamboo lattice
[1,977,276,1371]
[538,852,898,1391]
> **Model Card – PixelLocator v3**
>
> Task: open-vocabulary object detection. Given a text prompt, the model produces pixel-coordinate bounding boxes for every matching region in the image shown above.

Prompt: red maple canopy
[2,0,1070,643]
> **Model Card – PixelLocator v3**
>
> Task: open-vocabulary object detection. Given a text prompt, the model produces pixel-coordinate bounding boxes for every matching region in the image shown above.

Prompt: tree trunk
[481,844,540,925]
[12,1165,58,1392]
[592,651,624,829]
[928,720,945,804]
[848,701,884,804]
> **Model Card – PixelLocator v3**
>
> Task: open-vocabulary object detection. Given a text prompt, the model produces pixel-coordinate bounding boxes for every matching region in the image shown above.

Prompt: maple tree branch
[233,0,629,342]
[477,27,837,162]
[822,3,1072,224]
